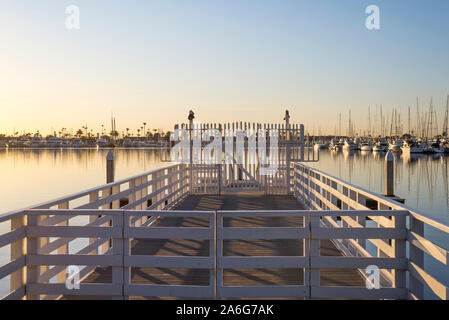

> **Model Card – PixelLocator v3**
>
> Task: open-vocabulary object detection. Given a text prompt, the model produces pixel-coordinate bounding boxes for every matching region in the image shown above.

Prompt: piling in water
[385,150,394,197]
[106,150,114,183]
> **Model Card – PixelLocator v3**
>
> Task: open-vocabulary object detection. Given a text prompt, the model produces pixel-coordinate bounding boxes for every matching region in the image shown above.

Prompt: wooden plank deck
[64,192,364,299]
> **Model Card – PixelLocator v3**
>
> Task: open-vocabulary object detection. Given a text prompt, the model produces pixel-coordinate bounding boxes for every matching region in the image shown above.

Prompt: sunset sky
[1,0,448,135]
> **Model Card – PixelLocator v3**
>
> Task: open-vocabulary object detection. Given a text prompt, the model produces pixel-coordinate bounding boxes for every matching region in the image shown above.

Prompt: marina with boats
[312,96,449,155]
[315,136,449,154]
[0,133,171,149]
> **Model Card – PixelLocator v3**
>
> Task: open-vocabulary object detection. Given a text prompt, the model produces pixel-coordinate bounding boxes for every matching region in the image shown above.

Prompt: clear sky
[1,0,448,135]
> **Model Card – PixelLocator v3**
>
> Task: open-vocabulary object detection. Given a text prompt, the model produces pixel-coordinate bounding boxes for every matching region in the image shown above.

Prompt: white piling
[107,150,115,183]
[385,150,394,197]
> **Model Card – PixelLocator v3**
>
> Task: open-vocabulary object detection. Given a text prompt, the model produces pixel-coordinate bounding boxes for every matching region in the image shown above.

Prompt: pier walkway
[71,192,363,299]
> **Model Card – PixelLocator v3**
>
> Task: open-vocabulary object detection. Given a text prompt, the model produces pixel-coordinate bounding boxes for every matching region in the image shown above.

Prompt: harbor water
[1,147,449,298]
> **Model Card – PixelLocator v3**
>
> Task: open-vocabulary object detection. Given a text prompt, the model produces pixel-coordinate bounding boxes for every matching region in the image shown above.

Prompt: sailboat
[373,140,388,152]
[343,139,357,151]
[401,140,423,154]
[388,139,402,152]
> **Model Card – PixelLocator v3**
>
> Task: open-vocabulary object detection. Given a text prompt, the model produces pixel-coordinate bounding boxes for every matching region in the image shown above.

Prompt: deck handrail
[293,162,449,300]
[0,163,183,223]
[294,162,449,233]
[1,209,411,300]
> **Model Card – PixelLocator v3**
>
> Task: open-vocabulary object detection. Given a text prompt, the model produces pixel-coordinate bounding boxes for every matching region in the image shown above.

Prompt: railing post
[89,191,100,254]
[216,211,223,299]
[112,211,124,300]
[141,175,148,223]
[10,214,26,299]
[285,110,292,194]
[409,215,425,299]
[26,213,39,300]
[392,213,406,297]
[57,201,69,284]
[122,210,130,300]
[101,187,112,253]
[309,212,320,299]
[188,111,194,194]
[300,124,304,162]
[210,211,216,299]
[303,212,310,299]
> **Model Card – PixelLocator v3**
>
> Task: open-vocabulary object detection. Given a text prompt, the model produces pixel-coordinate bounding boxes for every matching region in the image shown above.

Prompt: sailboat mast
[368,105,371,137]
[408,106,411,135]
[339,113,341,137]
[444,94,449,137]
[380,105,383,137]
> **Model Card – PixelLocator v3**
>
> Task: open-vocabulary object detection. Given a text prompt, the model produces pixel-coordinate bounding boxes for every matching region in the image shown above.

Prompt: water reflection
[1,147,449,224]
[310,149,449,224]
[0,148,171,214]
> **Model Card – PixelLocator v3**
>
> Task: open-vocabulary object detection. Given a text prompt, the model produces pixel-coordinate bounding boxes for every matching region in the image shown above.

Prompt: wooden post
[303,212,310,299]
[57,201,69,284]
[385,150,394,197]
[285,110,291,194]
[26,214,39,300]
[392,214,406,295]
[89,191,100,254]
[123,211,131,300]
[106,150,114,184]
[300,124,305,162]
[112,213,124,299]
[210,212,216,298]
[409,216,424,299]
[218,124,222,195]
[216,211,223,299]
[10,214,26,299]
[188,111,194,194]
[309,212,320,299]
[105,151,116,250]
[237,122,243,181]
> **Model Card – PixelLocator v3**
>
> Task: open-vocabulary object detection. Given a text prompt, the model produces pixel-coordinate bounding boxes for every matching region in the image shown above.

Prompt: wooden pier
[0,116,448,300]
[68,192,364,299]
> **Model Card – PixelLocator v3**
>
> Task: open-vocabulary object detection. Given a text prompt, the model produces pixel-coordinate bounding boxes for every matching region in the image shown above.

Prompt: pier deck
[69,192,364,299]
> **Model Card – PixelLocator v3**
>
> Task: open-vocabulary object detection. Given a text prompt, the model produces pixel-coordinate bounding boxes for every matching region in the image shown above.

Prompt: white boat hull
[401,146,423,153]
[360,146,372,151]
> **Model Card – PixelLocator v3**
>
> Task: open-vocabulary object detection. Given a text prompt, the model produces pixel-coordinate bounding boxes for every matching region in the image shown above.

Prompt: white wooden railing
[0,208,412,300]
[0,163,190,299]
[293,162,449,300]
[216,210,309,298]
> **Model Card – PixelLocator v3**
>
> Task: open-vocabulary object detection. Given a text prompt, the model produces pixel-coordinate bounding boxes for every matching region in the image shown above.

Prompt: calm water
[1,148,448,298]
[309,149,449,224]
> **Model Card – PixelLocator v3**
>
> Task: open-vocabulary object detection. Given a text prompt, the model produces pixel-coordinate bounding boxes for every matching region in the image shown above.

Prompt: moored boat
[372,140,388,152]
[388,139,402,152]
[401,140,423,154]
[343,140,357,151]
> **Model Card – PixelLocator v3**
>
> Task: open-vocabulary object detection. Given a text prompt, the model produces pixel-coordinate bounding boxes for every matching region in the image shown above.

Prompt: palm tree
[126,128,130,137]
[82,125,88,137]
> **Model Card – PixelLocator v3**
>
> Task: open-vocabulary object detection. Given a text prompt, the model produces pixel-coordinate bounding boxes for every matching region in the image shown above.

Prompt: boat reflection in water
[1,147,449,224]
